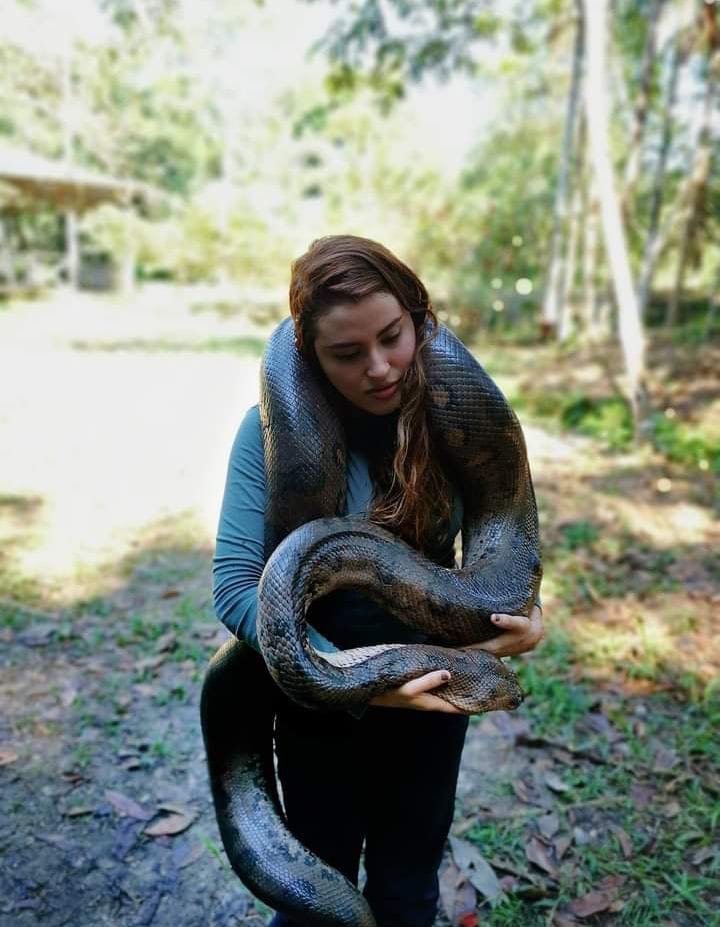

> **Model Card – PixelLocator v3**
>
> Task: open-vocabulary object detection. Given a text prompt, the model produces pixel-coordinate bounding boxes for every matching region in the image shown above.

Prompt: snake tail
[200,639,378,927]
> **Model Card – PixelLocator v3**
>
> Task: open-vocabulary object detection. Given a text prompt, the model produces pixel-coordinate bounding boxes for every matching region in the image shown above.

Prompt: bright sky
[177,0,494,174]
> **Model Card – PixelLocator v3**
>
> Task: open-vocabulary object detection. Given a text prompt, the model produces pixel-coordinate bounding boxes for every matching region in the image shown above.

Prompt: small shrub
[650,413,720,473]
[561,395,634,450]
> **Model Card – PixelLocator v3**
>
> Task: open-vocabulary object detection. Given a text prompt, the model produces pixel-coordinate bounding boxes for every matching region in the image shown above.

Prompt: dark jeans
[268,699,469,927]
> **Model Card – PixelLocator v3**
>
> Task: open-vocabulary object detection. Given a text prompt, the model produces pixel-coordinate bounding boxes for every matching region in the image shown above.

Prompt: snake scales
[201,317,542,926]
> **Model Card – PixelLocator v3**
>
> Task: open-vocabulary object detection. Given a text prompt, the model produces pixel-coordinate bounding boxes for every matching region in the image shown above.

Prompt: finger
[409,693,464,714]
[491,613,530,633]
[473,635,513,655]
[399,670,451,696]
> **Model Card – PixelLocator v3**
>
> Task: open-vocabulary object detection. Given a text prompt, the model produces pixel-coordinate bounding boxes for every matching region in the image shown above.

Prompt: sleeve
[212,405,337,655]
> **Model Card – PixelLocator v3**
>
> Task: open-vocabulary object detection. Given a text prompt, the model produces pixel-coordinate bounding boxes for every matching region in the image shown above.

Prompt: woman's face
[312,292,417,415]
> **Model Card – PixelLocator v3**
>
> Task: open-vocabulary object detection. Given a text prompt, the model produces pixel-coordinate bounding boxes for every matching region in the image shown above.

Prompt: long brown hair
[288,234,453,554]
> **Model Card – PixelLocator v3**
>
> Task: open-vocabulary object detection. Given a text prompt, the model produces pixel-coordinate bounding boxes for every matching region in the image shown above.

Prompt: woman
[213,235,543,927]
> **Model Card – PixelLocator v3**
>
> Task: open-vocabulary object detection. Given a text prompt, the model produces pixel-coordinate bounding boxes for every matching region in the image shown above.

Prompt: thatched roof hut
[0,146,144,212]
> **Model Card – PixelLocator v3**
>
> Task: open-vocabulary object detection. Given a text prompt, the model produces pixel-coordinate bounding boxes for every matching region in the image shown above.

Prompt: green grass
[650,411,720,473]
[510,383,720,477]
[465,630,720,925]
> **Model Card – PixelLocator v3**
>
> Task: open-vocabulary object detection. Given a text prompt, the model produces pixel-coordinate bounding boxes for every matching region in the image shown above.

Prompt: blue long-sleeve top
[212,404,465,655]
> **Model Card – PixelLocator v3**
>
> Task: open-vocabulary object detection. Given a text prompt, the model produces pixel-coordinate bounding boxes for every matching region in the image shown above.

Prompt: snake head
[442,650,525,714]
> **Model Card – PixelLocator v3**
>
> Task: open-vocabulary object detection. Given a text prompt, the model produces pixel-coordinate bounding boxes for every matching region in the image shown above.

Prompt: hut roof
[0,146,146,212]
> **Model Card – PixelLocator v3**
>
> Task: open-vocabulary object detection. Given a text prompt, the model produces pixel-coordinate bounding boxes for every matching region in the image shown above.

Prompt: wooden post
[65,209,79,288]
[0,215,17,286]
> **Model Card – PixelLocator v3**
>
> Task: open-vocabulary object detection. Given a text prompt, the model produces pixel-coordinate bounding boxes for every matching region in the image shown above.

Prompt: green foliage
[561,396,634,450]
[409,117,560,340]
[650,412,720,474]
[558,520,600,551]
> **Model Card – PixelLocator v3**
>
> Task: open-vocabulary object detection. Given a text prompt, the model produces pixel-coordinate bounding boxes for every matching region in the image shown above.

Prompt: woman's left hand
[462,605,544,658]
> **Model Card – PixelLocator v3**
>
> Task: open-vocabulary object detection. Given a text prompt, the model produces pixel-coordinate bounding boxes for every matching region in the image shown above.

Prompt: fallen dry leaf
[662,800,682,818]
[171,840,205,869]
[630,782,656,809]
[64,805,94,817]
[498,874,518,892]
[525,837,558,877]
[609,824,633,858]
[551,748,576,766]
[692,845,717,866]
[449,835,503,902]
[155,631,177,653]
[60,685,78,708]
[17,622,56,646]
[157,801,194,816]
[0,748,19,766]
[161,588,181,599]
[569,890,616,918]
[136,654,166,671]
[132,683,159,698]
[553,834,572,860]
[572,827,591,846]
[568,876,625,918]
[512,779,532,803]
[544,771,571,793]
[144,811,195,837]
[653,746,680,772]
[104,790,154,821]
[538,812,559,840]
[61,771,86,784]
[439,860,477,925]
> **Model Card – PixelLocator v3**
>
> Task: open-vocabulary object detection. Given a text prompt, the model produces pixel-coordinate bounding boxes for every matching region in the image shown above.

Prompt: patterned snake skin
[201,318,542,925]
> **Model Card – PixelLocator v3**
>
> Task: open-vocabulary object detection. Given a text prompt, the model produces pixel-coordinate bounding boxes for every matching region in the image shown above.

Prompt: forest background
[0,1,719,926]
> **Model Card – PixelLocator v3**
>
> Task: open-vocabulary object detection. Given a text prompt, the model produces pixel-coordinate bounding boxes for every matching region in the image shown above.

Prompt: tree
[541,0,584,338]
[665,1,720,326]
[582,0,647,426]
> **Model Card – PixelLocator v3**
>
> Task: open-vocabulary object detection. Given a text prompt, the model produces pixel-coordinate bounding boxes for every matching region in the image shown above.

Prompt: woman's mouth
[369,382,399,400]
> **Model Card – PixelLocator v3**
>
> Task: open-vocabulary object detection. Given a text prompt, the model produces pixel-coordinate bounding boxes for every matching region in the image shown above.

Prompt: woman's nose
[366,349,390,379]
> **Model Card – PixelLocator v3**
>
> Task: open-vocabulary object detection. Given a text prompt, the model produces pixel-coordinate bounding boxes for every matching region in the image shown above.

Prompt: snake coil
[201,318,541,926]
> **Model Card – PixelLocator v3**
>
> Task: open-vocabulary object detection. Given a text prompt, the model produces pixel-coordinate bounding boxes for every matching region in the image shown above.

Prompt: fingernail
[492,615,501,623]
[441,672,451,682]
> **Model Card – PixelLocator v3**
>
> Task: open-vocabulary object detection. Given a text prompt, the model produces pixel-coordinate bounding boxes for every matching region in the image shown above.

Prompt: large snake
[201,318,542,926]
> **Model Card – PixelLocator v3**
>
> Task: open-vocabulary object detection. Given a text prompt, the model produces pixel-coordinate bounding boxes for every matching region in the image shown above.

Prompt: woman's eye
[332,332,400,362]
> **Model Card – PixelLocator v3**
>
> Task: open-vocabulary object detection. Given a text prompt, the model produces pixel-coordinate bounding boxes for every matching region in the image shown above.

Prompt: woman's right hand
[369,671,465,713]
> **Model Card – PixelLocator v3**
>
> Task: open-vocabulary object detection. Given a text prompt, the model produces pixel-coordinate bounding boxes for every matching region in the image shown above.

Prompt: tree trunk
[582,0,647,429]
[541,1,584,338]
[559,180,583,343]
[61,41,80,289]
[705,271,719,338]
[581,166,600,340]
[637,34,683,320]
[622,0,664,209]
[665,26,720,327]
